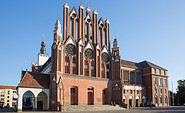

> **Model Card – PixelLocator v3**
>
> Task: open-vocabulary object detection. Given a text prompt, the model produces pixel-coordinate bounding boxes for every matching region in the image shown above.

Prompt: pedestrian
[149,102,152,108]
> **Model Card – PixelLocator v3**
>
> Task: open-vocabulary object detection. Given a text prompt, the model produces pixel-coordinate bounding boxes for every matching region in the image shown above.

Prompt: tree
[176,79,185,105]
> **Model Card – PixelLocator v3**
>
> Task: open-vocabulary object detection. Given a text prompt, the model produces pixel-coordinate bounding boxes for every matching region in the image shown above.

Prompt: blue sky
[0,0,185,92]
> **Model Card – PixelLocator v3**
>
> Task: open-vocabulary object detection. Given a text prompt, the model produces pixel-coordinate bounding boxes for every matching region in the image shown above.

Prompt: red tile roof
[18,71,50,88]
[0,86,16,90]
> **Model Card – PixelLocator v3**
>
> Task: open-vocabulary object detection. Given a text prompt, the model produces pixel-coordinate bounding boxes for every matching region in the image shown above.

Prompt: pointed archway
[22,91,35,111]
[37,91,48,111]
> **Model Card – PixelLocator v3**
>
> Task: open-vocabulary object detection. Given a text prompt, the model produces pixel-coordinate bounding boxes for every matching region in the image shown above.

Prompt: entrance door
[102,90,106,104]
[71,88,75,105]
[37,101,43,111]
[129,99,132,107]
[88,92,93,105]
[136,99,139,107]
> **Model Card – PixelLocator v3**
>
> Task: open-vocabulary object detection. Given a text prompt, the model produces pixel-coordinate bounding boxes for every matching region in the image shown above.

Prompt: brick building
[17,3,169,111]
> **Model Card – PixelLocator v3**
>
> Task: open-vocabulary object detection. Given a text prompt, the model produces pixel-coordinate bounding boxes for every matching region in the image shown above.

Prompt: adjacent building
[0,86,17,108]
[16,3,169,111]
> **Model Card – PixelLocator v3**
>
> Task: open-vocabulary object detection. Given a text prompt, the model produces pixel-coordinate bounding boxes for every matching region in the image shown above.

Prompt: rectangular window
[130,71,135,85]
[159,70,161,75]
[155,98,157,104]
[154,77,157,85]
[123,70,129,85]
[123,89,125,94]
[130,90,133,94]
[137,90,139,94]
[136,72,142,85]
[159,78,162,85]
[155,88,157,94]
[165,97,167,103]
[154,68,156,74]
[164,78,167,86]
[72,63,76,67]
[164,71,166,75]
[160,88,162,94]
[13,91,16,93]
[160,98,162,103]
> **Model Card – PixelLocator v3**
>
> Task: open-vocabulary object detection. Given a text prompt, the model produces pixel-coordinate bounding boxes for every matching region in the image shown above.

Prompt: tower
[109,38,122,105]
[38,35,48,66]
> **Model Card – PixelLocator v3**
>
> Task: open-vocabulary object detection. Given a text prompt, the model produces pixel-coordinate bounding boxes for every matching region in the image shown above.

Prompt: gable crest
[85,41,94,50]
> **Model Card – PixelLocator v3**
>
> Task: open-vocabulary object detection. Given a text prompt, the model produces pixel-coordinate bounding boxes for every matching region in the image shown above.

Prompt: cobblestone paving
[1,106,185,113]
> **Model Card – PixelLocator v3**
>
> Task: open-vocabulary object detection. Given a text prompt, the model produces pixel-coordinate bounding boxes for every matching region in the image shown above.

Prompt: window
[155,97,157,104]
[154,68,156,74]
[7,100,9,102]
[7,96,9,98]
[1,91,4,93]
[137,90,139,94]
[164,71,166,75]
[160,98,162,103]
[165,89,167,94]
[85,23,87,35]
[164,78,167,86]
[159,70,161,75]
[13,91,16,93]
[1,98,4,101]
[70,18,72,35]
[72,63,76,67]
[155,88,157,94]
[1,95,4,97]
[123,99,126,104]
[76,21,78,41]
[130,71,135,85]
[123,89,125,94]
[154,77,157,85]
[123,70,129,85]
[136,72,142,85]
[127,90,129,92]
[130,90,133,94]
[99,28,101,46]
[160,88,162,94]
[90,24,92,36]
[103,29,106,45]
[165,97,167,103]
[159,78,162,85]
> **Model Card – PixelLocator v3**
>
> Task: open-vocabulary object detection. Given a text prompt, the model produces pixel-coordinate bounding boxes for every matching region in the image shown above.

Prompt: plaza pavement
[0,106,185,113]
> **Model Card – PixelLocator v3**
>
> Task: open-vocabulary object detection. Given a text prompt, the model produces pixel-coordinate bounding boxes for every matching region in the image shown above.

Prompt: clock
[66,44,76,56]
[101,52,109,63]
[85,48,94,59]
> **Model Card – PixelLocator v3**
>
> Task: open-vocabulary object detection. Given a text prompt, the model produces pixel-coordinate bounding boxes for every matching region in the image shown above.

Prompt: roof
[39,57,51,72]
[121,60,140,69]
[139,61,167,71]
[121,59,167,71]
[18,71,50,88]
[0,86,16,90]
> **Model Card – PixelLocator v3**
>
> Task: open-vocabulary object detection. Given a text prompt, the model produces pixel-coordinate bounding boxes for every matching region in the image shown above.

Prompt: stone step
[64,105,125,112]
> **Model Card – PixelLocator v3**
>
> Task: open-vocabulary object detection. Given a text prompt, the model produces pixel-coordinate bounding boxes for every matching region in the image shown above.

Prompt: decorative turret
[54,19,62,43]
[113,38,118,48]
[40,35,46,54]
[38,34,48,66]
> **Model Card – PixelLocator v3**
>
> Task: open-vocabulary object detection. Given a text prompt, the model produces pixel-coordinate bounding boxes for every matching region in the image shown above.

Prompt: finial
[94,7,96,10]
[115,35,117,39]
[65,0,67,3]
[80,1,82,4]
[87,4,89,7]
[43,34,44,40]
[57,16,59,19]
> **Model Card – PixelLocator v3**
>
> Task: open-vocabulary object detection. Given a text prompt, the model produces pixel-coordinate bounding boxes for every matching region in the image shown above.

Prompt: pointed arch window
[91,60,95,77]
[104,29,106,46]
[85,23,87,35]
[70,18,72,35]
[99,28,101,46]
[85,59,89,76]
[101,63,105,78]
[73,57,77,74]
[65,56,70,73]
[76,20,78,42]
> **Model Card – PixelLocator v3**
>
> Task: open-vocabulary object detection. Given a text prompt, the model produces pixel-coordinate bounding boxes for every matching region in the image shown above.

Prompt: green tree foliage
[176,79,185,105]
